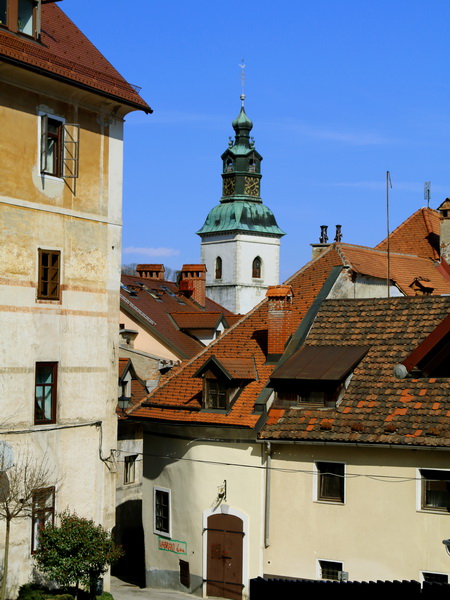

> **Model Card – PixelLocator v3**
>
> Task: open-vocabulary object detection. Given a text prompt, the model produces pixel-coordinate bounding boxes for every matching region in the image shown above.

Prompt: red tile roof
[337,244,450,295]
[0,2,151,112]
[121,274,235,361]
[261,296,450,448]
[128,211,450,432]
[375,208,440,259]
[129,249,344,427]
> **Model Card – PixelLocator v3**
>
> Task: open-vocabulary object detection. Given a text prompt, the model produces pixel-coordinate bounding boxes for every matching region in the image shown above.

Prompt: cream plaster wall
[0,70,128,596]
[119,309,180,361]
[142,431,266,599]
[265,444,450,582]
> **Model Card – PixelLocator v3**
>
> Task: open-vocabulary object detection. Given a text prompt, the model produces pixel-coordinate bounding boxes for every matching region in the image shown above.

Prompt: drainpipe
[264,441,271,548]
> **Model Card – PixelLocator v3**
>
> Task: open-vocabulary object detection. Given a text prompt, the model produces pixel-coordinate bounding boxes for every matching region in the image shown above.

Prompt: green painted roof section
[197,201,285,237]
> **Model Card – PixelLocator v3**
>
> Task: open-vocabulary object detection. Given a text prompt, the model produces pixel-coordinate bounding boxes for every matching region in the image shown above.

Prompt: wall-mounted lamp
[118,395,131,413]
[218,480,227,501]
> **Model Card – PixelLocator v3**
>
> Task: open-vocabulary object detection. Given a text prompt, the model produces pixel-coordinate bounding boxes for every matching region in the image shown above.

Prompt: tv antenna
[239,59,246,106]
[424,181,431,208]
[386,171,393,298]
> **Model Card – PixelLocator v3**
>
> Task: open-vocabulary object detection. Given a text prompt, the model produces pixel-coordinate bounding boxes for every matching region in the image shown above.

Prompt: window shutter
[62,123,80,179]
[40,114,48,173]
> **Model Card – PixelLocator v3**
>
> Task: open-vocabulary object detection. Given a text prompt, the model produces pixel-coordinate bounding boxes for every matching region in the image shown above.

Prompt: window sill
[315,499,345,505]
[418,507,450,515]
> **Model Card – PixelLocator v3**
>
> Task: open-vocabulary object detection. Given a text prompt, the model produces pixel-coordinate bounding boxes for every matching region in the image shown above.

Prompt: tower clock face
[223,178,235,196]
[244,176,259,197]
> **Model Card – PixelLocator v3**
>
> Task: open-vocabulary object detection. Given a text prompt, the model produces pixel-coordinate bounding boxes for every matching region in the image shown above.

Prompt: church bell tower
[197,95,285,314]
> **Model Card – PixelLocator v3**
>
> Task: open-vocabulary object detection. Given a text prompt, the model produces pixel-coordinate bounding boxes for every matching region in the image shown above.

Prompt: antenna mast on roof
[239,59,246,107]
[424,181,431,208]
[386,171,392,298]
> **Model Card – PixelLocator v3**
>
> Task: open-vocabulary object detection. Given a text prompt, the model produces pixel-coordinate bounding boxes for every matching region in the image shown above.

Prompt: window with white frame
[154,486,171,537]
[315,461,345,503]
[40,114,79,179]
[420,469,450,512]
[422,572,449,584]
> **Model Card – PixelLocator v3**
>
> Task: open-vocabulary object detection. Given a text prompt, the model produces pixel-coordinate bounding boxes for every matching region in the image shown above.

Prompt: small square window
[35,363,57,424]
[421,469,450,512]
[154,487,171,537]
[32,486,55,552]
[38,249,60,301]
[124,455,137,485]
[319,560,343,581]
[317,462,345,503]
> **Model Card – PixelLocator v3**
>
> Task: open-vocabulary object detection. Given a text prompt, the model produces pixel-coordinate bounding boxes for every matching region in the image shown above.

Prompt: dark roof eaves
[0,53,152,113]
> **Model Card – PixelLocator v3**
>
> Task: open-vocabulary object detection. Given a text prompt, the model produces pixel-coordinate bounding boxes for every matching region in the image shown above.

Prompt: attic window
[0,0,40,38]
[271,346,368,408]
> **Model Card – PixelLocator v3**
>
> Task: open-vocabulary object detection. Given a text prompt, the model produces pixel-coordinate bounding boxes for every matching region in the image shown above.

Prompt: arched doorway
[206,513,243,600]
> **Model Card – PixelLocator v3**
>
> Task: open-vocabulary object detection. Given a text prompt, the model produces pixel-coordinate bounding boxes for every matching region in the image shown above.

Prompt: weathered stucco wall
[0,71,124,596]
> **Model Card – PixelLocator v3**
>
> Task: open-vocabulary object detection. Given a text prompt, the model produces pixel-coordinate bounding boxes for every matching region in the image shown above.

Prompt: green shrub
[17,584,46,600]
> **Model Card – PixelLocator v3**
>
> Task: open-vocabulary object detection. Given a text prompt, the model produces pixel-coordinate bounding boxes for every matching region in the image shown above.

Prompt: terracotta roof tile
[0,3,151,112]
[261,296,450,448]
[375,208,440,259]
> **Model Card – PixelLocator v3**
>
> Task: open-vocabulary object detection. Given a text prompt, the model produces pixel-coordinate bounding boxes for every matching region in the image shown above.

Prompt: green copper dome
[232,106,253,132]
[197,200,285,236]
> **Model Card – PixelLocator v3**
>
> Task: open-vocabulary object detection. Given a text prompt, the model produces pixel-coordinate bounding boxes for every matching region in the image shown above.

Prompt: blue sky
[63,1,450,282]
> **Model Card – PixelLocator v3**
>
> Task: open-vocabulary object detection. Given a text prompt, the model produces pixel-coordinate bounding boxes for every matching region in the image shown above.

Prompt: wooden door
[206,513,244,600]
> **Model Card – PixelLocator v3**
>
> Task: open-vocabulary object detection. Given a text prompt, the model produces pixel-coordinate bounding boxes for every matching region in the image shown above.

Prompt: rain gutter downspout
[264,441,271,548]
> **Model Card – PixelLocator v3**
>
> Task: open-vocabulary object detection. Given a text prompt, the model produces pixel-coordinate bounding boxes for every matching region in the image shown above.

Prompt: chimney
[311,225,330,259]
[438,198,450,264]
[136,264,165,280]
[179,264,207,306]
[266,285,294,359]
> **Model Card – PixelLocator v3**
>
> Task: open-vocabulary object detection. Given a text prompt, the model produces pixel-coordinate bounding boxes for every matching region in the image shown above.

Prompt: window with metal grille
[319,560,343,581]
[154,487,170,537]
[317,462,345,503]
[38,249,60,300]
[32,486,55,552]
[35,362,57,424]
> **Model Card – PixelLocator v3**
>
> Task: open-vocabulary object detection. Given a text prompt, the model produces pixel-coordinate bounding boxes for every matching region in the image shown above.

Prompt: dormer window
[193,355,257,412]
[271,346,369,409]
[205,377,229,410]
[0,0,41,38]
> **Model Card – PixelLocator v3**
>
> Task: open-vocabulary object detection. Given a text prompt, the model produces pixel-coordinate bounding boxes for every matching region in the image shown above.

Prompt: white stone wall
[201,233,280,313]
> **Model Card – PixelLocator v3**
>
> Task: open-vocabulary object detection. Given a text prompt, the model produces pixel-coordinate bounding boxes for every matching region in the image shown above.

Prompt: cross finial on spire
[239,59,246,107]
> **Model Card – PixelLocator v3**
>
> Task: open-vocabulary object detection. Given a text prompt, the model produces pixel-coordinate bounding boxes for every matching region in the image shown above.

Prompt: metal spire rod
[239,59,246,106]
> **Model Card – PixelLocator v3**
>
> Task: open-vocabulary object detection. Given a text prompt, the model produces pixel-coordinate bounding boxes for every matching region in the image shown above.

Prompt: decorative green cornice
[197,201,285,237]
